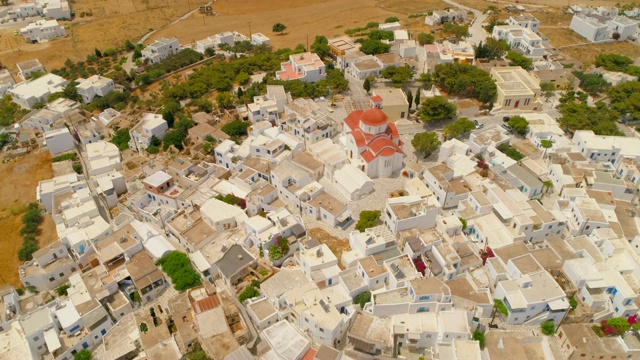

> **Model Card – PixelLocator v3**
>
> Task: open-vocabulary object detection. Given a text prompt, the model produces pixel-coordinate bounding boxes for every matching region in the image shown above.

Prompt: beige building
[490,67,541,111]
[370,87,410,121]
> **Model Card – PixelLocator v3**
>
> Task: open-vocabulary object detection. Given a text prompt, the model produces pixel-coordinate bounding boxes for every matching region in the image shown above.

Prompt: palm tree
[543,180,553,194]
[540,139,553,160]
[489,299,509,327]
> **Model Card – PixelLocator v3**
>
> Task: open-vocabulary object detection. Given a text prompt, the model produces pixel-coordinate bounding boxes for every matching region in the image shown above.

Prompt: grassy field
[0,0,208,71]
[0,152,56,288]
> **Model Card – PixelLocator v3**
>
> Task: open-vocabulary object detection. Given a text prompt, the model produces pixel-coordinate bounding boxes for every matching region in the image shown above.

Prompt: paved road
[443,0,488,46]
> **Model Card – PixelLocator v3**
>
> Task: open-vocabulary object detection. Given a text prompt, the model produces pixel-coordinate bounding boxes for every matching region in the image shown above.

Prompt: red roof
[369,137,404,155]
[361,150,376,163]
[343,110,363,131]
[360,108,389,126]
[302,348,317,360]
[386,122,400,139]
[352,129,366,147]
[370,95,383,103]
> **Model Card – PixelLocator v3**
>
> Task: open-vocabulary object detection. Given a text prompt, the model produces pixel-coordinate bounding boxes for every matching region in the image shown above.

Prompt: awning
[337,210,353,223]
[548,298,569,311]
[44,327,61,353]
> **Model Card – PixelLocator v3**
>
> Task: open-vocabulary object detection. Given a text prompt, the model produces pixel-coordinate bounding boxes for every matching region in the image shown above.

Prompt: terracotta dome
[360,108,388,127]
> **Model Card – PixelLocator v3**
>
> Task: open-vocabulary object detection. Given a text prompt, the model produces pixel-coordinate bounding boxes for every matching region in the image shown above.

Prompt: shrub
[268,237,290,262]
[497,143,524,161]
[52,153,77,162]
[111,128,131,150]
[238,285,260,302]
[222,120,250,137]
[568,296,578,310]
[156,252,201,291]
[355,210,381,232]
[473,330,486,349]
[541,320,556,335]
[56,284,70,296]
[353,291,371,308]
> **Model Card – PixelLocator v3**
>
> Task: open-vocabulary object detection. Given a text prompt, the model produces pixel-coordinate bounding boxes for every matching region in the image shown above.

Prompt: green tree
[442,117,475,139]
[74,349,93,360]
[216,91,235,109]
[355,210,381,232]
[497,143,524,161]
[417,32,435,45]
[0,132,11,148]
[540,82,556,92]
[94,48,102,58]
[56,284,70,296]
[268,237,290,262]
[443,22,469,39]
[608,81,640,120]
[473,330,486,349]
[368,30,394,41]
[541,321,556,335]
[573,71,610,95]
[418,96,456,122]
[111,128,130,150]
[125,39,135,51]
[363,77,371,93]
[595,53,633,72]
[221,120,250,137]
[507,115,529,136]
[506,51,532,69]
[359,39,391,55]
[568,296,578,310]
[353,291,372,308]
[475,38,509,60]
[558,101,622,135]
[406,90,413,109]
[235,71,251,85]
[310,35,330,57]
[162,129,187,151]
[433,63,497,104]
[414,92,421,108]
[605,317,631,336]
[418,73,434,89]
[62,82,82,102]
[412,131,441,158]
[272,23,287,34]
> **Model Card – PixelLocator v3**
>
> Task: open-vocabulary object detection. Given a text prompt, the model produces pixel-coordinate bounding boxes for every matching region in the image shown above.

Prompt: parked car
[502,116,510,122]
[501,124,513,133]
[474,120,484,129]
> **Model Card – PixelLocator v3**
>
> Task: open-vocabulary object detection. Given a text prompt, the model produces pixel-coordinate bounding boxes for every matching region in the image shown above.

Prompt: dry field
[308,228,349,270]
[562,42,640,66]
[0,0,208,71]
[150,0,448,50]
[0,151,56,287]
[455,0,620,10]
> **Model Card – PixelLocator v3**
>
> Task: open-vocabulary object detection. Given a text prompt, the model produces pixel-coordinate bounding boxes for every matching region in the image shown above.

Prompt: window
[319,327,324,332]
[49,277,55,282]
[33,336,40,341]
[59,272,64,277]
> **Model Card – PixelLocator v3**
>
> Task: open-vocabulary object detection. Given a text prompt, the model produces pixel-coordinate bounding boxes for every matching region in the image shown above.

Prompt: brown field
[0,152,56,288]
[454,0,619,10]
[0,0,208,71]
[308,228,349,270]
[562,42,640,66]
[151,0,448,50]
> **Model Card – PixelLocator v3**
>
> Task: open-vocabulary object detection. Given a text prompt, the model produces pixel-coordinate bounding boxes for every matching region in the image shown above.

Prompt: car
[502,116,510,122]
[501,124,513,133]
[474,120,484,129]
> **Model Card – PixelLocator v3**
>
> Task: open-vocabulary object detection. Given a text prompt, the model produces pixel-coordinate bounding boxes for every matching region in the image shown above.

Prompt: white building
[424,9,467,25]
[19,241,75,291]
[8,73,68,109]
[215,139,242,170]
[573,130,640,163]
[0,69,15,97]
[280,97,339,146]
[141,37,180,64]
[200,198,248,233]
[251,32,271,46]
[16,59,45,81]
[75,75,115,103]
[247,85,289,123]
[383,195,441,234]
[569,14,610,42]
[20,20,66,43]
[44,127,74,155]
[507,13,540,33]
[422,163,471,209]
[492,25,544,57]
[333,164,373,200]
[276,52,326,82]
[128,113,168,151]
[40,0,72,19]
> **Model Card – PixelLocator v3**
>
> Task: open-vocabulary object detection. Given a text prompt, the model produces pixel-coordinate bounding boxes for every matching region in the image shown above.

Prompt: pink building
[342,108,405,178]
[276,52,326,82]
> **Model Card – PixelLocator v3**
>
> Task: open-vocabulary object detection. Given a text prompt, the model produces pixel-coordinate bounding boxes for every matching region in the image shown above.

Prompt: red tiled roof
[343,110,363,131]
[369,137,404,155]
[352,129,366,147]
[360,108,388,126]
[192,294,221,313]
[370,95,383,102]
[302,348,317,360]
[387,122,400,139]
[277,63,304,80]
[361,150,375,163]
